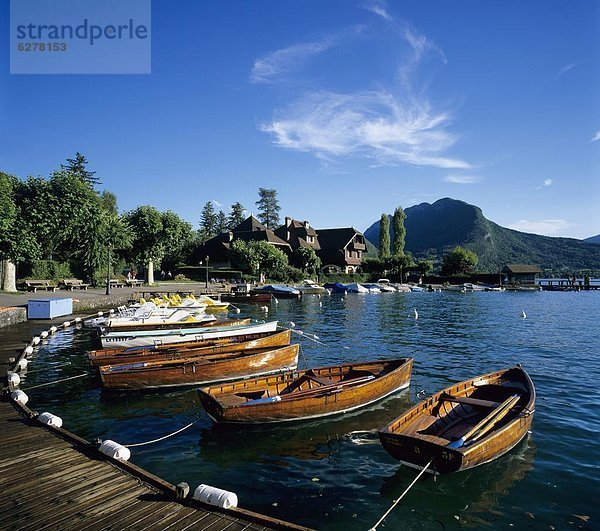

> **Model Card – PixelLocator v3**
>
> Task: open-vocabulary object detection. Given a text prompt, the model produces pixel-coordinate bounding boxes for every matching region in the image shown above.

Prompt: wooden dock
[1,319,311,531]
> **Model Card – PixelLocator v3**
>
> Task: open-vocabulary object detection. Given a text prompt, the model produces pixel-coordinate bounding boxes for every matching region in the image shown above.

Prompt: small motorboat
[345,283,369,293]
[99,344,300,390]
[251,285,301,299]
[198,358,413,424]
[378,365,535,474]
[409,285,426,292]
[294,279,327,295]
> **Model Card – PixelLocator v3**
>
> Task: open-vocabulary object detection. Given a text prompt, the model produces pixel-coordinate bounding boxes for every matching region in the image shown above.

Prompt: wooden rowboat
[198,358,413,424]
[101,316,248,333]
[100,343,300,390]
[88,329,292,367]
[378,365,535,474]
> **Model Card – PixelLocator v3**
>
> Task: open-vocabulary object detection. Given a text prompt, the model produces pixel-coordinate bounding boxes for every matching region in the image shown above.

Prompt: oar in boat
[447,394,520,449]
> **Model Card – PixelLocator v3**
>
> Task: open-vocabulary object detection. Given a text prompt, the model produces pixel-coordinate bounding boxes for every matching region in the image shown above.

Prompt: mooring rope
[291,329,328,347]
[124,421,196,447]
[23,373,88,390]
[369,459,433,531]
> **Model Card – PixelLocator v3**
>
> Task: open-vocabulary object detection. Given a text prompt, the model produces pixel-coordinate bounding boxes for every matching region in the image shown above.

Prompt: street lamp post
[105,241,112,296]
[205,255,209,290]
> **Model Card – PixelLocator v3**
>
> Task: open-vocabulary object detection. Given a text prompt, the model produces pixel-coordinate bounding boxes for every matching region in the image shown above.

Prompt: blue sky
[1,0,599,238]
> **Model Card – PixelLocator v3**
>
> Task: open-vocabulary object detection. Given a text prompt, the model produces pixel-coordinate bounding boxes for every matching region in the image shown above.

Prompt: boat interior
[399,370,531,448]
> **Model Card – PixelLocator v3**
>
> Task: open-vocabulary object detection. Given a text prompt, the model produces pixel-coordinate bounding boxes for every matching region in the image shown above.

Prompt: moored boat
[88,329,291,367]
[198,358,413,424]
[294,279,327,295]
[100,320,279,349]
[378,365,535,474]
[251,285,301,299]
[100,343,300,390]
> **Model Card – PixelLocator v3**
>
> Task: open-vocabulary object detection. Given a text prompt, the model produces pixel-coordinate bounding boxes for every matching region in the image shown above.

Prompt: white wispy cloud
[256,11,466,169]
[536,178,553,189]
[363,1,393,21]
[590,131,600,143]
[508,219,570,236]
[211,199,223,207]
[556,62,580,78]
[262,90,470,169]
[444,174,481,184]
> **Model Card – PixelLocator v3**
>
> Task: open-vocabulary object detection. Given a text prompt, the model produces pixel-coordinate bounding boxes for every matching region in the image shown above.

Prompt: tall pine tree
[62,152,100,187]
[215,211,228,234]
[392,206,406,257]
[199,201,217,243]
[378,213,390,260]
[228,202,245,229]
[255,188,280,229]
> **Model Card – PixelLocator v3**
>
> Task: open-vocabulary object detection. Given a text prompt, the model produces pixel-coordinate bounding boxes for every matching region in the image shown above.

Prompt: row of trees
[378,207,407,259]
[0,154,194,291]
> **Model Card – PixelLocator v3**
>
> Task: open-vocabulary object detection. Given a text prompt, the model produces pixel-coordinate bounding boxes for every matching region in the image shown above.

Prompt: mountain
[584,234,600,245]
[364,198,600,272]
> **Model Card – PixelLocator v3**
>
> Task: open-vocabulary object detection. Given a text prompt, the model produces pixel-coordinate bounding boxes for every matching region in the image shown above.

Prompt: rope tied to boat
[123,421,196,447]
[369,459,433,531]
[23,373,88,390]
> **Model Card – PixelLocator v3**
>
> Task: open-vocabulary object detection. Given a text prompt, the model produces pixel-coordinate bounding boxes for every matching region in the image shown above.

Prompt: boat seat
[305,374,334,386]
[440,394,501,409]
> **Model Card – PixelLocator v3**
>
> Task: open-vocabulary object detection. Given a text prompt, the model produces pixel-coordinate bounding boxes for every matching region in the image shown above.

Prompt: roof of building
[316,227,362,250]
[502,264,542,274]
[235,230,291,248]
[233,215,267,233]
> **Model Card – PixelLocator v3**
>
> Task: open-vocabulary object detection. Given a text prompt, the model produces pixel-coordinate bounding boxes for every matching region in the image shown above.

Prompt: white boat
[345,283,369,293]
[294,280,327,295]
[409,286,426,292]
[463,283,486,292]
[100,321,279,349]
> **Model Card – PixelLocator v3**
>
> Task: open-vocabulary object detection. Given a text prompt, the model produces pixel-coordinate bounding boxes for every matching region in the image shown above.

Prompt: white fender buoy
[17,358,29,369]
[260,306,269,312]
[24,345,34,356]
[273,298,278,304]
[7,372,20,388]
[49,326,58,334]
[74,317,81,324]
[109,309,115,314]
[40,331,49,339]
[97,311,104,317]
[99,440,131,461]
[32,336,41,345]
[521,310,527,319]
[319,302,322,307]
[62,321,71,327]
[289,321,295,328]
[193,484,238,508]
[234,308,240,314]
[38,412,63,428]
[413,308,419,319]
[11,389,29,405]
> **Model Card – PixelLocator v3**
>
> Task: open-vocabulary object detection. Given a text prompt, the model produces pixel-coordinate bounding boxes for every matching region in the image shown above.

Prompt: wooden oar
[447,394,520,448]
[468,395,521,443]
[278,375,375,401]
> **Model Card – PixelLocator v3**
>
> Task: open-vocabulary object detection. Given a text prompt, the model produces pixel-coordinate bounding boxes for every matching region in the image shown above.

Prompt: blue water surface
[18,291,599,530]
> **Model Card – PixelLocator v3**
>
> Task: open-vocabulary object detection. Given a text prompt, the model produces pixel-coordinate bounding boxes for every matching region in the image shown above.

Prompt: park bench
[60,278,90,291]
[125,279,144,287]
[109,279,125,288]
[22,280,58,293]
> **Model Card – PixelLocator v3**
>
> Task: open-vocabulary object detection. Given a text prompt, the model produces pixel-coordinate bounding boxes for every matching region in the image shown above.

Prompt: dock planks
[1,320,310,531]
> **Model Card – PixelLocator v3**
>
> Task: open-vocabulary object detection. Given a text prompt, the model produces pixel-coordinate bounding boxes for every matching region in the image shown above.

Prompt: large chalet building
[197,215,367,274]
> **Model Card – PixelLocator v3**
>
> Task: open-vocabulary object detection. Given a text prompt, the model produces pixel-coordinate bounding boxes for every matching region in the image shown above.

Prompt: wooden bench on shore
[125,279,144,287]
[60,278,90,291]
[109,279,126,288]
[22,280,58,293]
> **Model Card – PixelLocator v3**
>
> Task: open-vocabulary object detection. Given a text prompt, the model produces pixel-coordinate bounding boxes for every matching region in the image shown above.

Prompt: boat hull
[89,329,292,367]
[100,344,299,390]
[378,366,535,474]
[199,358,413,424]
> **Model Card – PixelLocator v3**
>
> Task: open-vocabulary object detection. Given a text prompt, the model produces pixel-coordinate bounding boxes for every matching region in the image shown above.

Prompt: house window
[307,236,314,243]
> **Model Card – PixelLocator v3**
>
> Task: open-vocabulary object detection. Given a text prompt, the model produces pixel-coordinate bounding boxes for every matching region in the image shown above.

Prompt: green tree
[441,246,479,276]
[124,205,166,284]
[161,210,194,268]
[228,240,289,281]
[417,259,433,276]
[256,188,280,229]
[228,202,245,229]
[199,201,217,243]
[392,206,406,257]
[215,211,228,234]
[379,214,390,259]
[291,246,321,276]
[61,152,100,187]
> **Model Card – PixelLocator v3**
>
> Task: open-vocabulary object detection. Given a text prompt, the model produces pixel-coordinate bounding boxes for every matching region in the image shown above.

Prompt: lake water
[12,291,598,530]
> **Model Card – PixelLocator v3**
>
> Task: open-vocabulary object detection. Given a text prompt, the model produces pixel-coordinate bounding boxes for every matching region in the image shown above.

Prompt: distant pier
[536,278,600,291]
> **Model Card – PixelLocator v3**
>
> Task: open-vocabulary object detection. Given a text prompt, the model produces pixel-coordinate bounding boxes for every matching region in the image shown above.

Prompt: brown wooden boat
[198,358,413,424]
[378,365,535,474]
[100,343,299,390]
[88,329,292,367]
